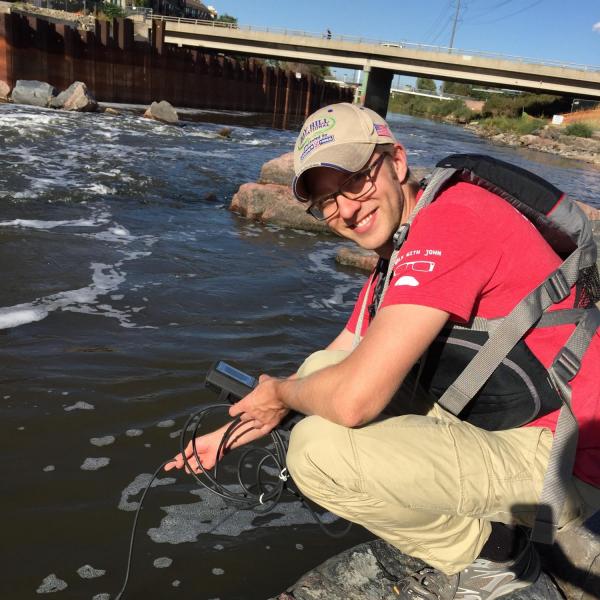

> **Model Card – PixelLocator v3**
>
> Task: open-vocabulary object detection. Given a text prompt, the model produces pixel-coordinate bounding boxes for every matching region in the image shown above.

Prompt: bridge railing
[151,15,600,73]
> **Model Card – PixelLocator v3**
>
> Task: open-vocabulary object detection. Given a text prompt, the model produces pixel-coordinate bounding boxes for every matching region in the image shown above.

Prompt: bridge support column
[360,65,392,118]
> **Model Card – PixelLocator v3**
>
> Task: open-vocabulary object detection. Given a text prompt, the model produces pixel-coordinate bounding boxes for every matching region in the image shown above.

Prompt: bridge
[151,16,600,117]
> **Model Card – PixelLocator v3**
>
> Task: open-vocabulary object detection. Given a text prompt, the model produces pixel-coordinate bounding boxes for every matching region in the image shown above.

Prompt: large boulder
[50,81,98,112]
[230,182,329,233]
[260,152,295,186]
[0,79,10,102]
[270,539,563,600]
[11,80,57,107]
[143,100,179,124]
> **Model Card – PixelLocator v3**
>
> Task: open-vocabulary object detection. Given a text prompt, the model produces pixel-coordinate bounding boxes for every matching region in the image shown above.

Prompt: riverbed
[0,104,599,600]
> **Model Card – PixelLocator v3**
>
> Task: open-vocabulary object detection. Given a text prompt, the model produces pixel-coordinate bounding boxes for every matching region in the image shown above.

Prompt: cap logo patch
[296,116,336,152]
[374,123,392,138]
[300,134,335,161]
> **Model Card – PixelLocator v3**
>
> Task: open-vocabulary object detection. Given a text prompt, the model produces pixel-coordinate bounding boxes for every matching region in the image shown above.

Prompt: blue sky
[213,0,599,69]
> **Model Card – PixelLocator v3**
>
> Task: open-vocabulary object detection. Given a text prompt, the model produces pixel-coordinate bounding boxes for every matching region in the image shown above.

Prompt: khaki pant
[287,350,597,575]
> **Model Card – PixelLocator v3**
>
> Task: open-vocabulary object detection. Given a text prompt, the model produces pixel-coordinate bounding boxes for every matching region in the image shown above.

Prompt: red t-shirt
[346,182,600,486]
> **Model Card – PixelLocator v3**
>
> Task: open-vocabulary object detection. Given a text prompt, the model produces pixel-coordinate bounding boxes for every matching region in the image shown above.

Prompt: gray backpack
[354,154,600,544]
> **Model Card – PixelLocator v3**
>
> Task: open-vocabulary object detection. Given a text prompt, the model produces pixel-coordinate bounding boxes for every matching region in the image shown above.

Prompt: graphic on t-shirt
[395,275,420,287]
[393,260,436,287]
[394,260,436,274]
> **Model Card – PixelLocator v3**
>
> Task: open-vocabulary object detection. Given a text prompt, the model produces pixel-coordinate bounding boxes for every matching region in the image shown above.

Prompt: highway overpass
[152,16,600,117]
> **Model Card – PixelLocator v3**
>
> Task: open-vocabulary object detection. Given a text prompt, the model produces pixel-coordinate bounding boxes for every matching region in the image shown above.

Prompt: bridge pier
[360,65,393,118]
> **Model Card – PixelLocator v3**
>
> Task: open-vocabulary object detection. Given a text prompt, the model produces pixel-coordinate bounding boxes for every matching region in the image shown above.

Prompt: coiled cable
[115,403,351,599]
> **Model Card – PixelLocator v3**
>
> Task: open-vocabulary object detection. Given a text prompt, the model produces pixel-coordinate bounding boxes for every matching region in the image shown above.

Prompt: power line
[467,0,544,26]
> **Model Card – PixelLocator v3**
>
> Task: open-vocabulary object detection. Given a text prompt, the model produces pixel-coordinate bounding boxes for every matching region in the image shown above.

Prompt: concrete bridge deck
[153,16,600,115]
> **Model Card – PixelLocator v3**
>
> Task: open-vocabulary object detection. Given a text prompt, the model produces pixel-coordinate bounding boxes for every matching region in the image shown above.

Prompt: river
[0,103,599,600]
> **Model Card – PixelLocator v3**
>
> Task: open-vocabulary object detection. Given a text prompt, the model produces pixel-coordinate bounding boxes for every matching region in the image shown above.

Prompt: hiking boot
[392,539,541,600]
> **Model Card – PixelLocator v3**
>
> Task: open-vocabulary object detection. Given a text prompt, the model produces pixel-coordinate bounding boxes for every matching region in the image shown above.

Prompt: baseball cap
[292,103,396,201]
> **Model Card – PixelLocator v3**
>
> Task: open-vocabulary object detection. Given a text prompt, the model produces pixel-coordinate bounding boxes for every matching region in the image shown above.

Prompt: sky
[212,0,600,74]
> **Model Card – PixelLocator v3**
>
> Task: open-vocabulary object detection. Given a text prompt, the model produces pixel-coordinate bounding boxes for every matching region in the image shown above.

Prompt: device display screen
[215,361,256,388]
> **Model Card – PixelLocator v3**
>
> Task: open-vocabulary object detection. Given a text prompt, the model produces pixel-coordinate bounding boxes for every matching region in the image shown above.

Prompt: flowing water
[1,103,599,600]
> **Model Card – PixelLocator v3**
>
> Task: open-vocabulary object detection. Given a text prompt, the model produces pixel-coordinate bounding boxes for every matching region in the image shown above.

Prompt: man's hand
[229,374,289,432]
[164,424,230,473]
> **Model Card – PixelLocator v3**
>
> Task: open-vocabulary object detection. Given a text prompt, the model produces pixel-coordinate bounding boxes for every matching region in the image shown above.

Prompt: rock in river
[11,80,57,107]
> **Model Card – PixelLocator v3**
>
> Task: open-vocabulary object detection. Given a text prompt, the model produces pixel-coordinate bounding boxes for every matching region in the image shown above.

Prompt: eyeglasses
[305,153,389,221]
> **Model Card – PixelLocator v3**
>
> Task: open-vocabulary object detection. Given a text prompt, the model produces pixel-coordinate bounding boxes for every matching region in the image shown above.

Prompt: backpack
[353,154,600,544]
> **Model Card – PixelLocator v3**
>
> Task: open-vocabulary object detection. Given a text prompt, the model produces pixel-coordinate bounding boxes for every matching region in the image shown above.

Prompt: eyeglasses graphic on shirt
[394,260,436,273]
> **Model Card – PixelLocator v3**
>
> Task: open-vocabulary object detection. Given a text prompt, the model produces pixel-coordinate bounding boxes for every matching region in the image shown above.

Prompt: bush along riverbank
[389,90,600,165]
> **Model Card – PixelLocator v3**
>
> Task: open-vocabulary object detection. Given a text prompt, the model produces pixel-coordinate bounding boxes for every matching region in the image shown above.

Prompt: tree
[415,77,437,93]
[216,13,237,25]
[441,80,472,97]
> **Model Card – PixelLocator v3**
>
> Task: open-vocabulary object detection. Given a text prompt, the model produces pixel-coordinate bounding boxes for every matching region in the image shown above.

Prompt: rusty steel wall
[0,12,352,115]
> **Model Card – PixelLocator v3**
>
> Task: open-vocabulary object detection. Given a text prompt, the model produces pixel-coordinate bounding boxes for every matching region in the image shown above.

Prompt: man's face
[304,146,407,257]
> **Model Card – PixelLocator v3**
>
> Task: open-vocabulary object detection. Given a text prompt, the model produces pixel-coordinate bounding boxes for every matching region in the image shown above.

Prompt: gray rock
[143,100,179,124]
[538,512,600,600]
[36,573,68,594]
[11,80,57,108]
[0,79,10,101]
[50,81,98,112]
[230,182,329,233]
[270,539,563,600]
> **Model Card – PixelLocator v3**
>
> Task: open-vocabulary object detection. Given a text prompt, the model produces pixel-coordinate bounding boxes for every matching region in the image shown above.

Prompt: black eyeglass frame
[304,152,390,221]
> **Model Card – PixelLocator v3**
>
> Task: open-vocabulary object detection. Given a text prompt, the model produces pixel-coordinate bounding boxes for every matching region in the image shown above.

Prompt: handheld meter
[205,360,257,402]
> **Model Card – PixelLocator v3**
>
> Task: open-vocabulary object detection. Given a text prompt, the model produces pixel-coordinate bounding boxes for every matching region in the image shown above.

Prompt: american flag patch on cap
[374,123,392,138]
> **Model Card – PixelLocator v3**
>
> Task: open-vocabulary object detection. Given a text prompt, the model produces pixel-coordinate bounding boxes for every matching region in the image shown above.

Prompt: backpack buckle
[545,271,570,304]
[553,347,580,382]
[393,224,410,250]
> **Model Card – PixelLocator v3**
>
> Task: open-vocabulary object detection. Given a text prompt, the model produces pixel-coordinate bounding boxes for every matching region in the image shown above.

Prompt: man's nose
[336,195,362,220]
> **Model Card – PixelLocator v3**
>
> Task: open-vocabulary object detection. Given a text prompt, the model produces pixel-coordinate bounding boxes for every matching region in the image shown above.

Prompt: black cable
[114,459,169,600]
[115,404,352,598]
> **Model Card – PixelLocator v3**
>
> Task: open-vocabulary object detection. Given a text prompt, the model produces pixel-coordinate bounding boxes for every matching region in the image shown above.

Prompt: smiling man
[168,103,600,600]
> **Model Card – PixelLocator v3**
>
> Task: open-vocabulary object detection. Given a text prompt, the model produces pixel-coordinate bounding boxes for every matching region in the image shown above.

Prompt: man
[167,103,600,599]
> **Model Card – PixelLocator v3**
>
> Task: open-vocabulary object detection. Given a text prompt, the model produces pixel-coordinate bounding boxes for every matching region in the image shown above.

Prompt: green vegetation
[564,122,594,138]
[482,93,569,119]
[99,1,125,18]
[216,13,237,25]
[477,114,546,136]
[415,77,437,93]
[389,93,475,123]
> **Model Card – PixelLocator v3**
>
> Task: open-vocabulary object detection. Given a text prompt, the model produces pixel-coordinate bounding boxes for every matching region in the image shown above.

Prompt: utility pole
[448,0,461,52]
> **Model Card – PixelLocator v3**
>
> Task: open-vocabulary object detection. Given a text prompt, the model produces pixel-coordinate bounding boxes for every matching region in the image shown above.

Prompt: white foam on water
[77,565,106,579]
[64,401,95,411]
[153,557,173,569]
[212,568,225,575]
[90,435,116,447]
[119,474,176,511]
[81,457,110,471]
[36,573,68,594]
[146,485,338,543]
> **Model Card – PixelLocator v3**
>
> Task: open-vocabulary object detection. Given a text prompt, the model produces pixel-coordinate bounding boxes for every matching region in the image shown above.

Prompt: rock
[230,182,329,233]
[538,512,600,600]
[11,80,57,107]
[0,79,10,102]
[269,539,563,600]
[336,246,378,271]
[143,100,179,124]
[50,81,98,112]
[217,127,232,138]
[104,107,121,115]
[259,152,295,186]
[575,200,600,221]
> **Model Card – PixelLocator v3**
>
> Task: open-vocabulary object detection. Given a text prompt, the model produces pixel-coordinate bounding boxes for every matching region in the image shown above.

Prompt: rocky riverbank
[467,123,600,167]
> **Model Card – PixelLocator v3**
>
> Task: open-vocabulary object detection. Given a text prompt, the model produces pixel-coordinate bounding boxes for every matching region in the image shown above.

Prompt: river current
[1,103,599,599]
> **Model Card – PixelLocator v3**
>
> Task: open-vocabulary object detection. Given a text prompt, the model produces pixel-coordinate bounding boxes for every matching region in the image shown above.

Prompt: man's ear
[390,143,409,183]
